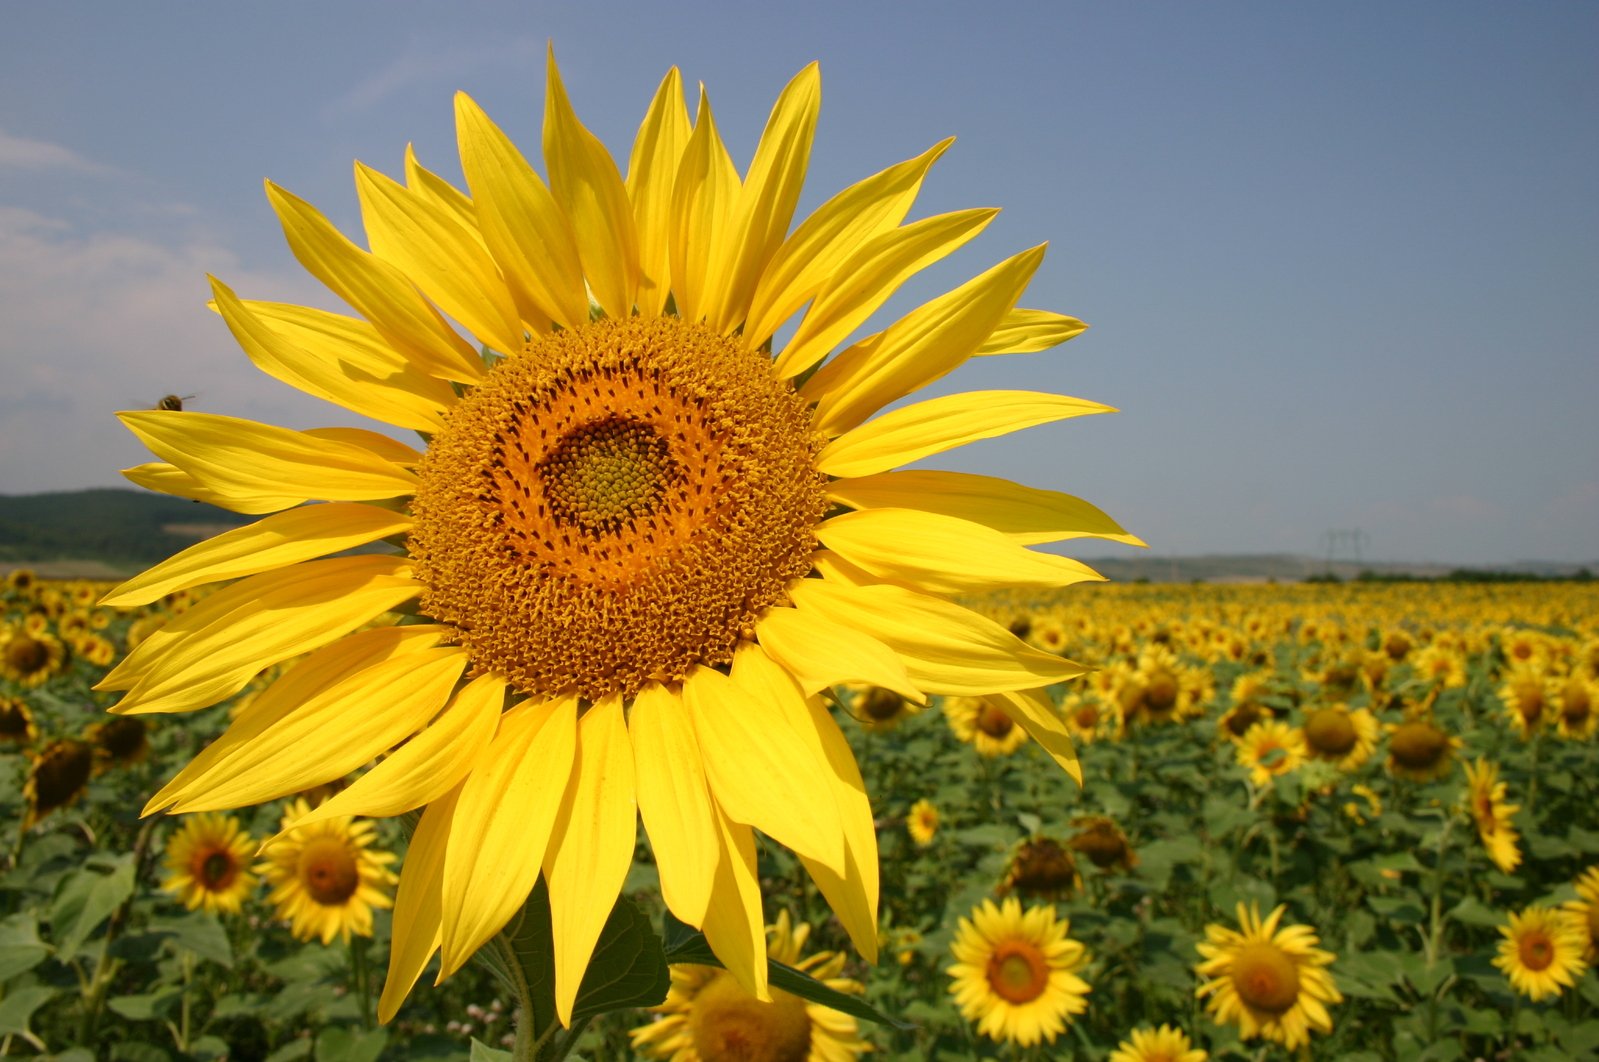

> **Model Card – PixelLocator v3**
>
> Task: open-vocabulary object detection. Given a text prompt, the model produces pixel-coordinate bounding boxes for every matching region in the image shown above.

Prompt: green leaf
[0,984,58,1037]
[49,851,137,957]
[469,1041,513,1062]
[1448,895,1503,928]
[0,913,51,982]
[146,911,234,969]
[108,987,183,1021]
[262,1040,315,1062]
[566,893,669,1023]
[314,1026,388,1062]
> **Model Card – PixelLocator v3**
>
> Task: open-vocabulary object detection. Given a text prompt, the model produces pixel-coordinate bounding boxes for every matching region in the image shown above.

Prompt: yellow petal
[975,307,1088,356]
[102,503,410,608]
[101,556,419,715]
[379,782,462,1024]
[683,665,845,876]
[626,68,691,317]
[211,283,454,431]
[699,809,767,1001]
[117,410,417,509]
[804,245,1045,434]
[440,696,578,979]
[454,92,590,331]
[704,62,819,334]
[669,87,739,324]
[772,208,997,380]
[789,578,1089,695]
[163,647,467,812]
[990,688,1083,785]
[284,672,504,829]
[120,462,246,510]
[754,604,921,703]
[143,624,447,815]
[303,427,423,467]
[404,145,481,245]
[629,682,717,927]
[264,180,480,382]
[744,138,952,350]
[545,695,637,1026]
[355,161,525,355]
[815,508,1104,595]
[828,469,1143,547]
[817,390,1114,480]
[544,49,641,318]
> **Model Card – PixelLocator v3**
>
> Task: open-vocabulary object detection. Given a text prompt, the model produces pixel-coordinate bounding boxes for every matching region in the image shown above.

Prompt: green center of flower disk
[1231,942,1301,1015]
[986,940,1049,1004]
[410,316,828,703]
[687,972,812,1062]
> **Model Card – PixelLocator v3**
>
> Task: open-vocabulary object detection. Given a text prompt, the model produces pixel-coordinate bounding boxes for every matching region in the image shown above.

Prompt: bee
[155,394,196,411]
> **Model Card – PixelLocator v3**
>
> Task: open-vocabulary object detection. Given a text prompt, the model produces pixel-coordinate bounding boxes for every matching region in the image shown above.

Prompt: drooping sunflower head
[1107,1023,1209,1062]
[23,738,94,829]
[162,812,259,914]
[257,799,396,945]
[1492,904,1589,1001]
[1194,903,1342,1051]
[1067,814,1138,872]
[999,836,1083,900]
[1462,757,1522,874]
[0,695,38,745]
[847,684,921,732]
[947,896,1091,1047]
[86,715,150,773]
[1384,717,1460,782]
[1298,703,1378,772]
[1498,664,1555,738]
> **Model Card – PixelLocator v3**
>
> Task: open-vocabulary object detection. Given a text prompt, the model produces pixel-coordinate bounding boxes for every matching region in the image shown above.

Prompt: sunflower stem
[499,934,541,1062]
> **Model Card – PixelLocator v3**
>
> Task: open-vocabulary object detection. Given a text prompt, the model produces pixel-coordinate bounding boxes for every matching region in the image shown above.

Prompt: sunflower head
[906,798,940,848]
[163,812,259,914]
[1,626,67,688]
[23,739,94,828]
[1236,720,1306,787]
[257,799,396,945]
[947,896,1091,1047]
[1067,815,1138,872]
[851,684,919,732]
[1000,836,1082,900]
[1562,866,1599,963]
[0,695,38,745]
[1299,704,1377,772]
[1108,1023,1209,1062]
[1385,717,1460,782]
[87,715,150,772]
[1194,903,1342,1050]
[1493,904,1589,1001]
[946,695,1030,757]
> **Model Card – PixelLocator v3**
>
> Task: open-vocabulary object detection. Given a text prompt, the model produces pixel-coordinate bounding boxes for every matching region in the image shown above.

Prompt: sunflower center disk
[1304,708,1357,755]
[298,837,361,906]
[1518,932,1554,972]
[199,850,237,889]
[410,317,827,703]
[1389,721,1448,768]
[986,941,1049,1004]
[688,973,812,1062]
[1231,942,1301,1015]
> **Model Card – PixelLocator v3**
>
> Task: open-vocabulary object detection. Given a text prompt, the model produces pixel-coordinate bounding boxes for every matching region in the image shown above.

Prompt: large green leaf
[0,913,51,982]
[49,851,137,957]
[0,984,58,1037]
[145,911,234,969]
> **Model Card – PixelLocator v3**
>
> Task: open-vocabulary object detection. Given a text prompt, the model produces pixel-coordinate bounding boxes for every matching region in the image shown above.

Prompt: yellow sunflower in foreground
[948,896,1091,1047]
[99,53,1131,1025]
[630,909,869,1061]
[162,812,259,914]
[1463,758,1521,874]
[1108,1024,1208,1062]
[1194,903,1341,1051]
[258,799,397,945]
[1492,904,1588,1001]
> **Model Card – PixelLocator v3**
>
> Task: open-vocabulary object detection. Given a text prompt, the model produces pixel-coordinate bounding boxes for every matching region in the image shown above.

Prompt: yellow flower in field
[1555,673,1597,740]
[1236,719,1305,787]
[946,693,1033,756]
[1463,758,1521,874]
[1298,703,1378,772]
[163,813,258,914]
[4,568,38,596]
[0,695,38,745]
[258,799,396,945]
[1384,717,1460,782]
[948,897,1091,1047]
[22,739,94,829]
[1029,617,1069,655]
[1060,693,1109,744]
[1195,903,1341,1051]
[1067,814,1138,873]
[630,909,870,1061]
[846,683,920,733]
[1493,904,1588,1001]
[1341,783,1383,825]
[999,836,1082,900]
[1498,664,1555,739]
[1561,866,1599,962]
[1412,643,1467,689]
[906,798,939,847]
[0,626,67,688]
[1116,644,1208,727]
[76,633,117,668]
[1499,627,1551,670]
[1108,1023,1208,1062]
[101,54,1122,1024]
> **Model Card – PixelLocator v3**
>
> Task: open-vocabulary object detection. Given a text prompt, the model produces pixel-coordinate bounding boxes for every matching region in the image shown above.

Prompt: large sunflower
[162,812,259,914]
[1194,903,1341,1051]
[99,53,1129,1025]
[947,896,1091,1047]
[629,909,870,1061]
[1492,904,1588,1001]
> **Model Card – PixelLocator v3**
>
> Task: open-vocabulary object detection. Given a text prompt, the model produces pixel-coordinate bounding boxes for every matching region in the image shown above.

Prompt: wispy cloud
[0,129,112,173]
[322,37,542,120]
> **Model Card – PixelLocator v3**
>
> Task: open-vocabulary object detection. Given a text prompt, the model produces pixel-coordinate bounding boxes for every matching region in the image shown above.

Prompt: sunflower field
[3,569,1596,1061]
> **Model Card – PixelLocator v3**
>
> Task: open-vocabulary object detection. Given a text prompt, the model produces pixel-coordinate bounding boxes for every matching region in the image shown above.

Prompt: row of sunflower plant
[3,569,1596,1059]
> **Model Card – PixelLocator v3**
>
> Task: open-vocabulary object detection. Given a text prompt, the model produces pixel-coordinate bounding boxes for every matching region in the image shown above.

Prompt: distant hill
[1077,551,1596,584]
[0,489,251,573]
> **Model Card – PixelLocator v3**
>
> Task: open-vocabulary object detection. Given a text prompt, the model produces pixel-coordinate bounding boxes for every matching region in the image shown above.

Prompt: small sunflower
[258,799,396,945]
[4,568,38,596]
[1560,866,1599,963]
[906,798,939,848]
[86,715,150,774]
[1236,720,1305,788]
[1463,757,1521,874]
[630,909,870,1061]
[847,684,920,733]
[0,626,67,688]
[948,896,1091,1047]
[1498,665,1555,739]
[1108,1024,1208,1062]
[163,812,259,914]
[1298,703,1378,772]
[1493,904,1588,1001]
[1061,693,1109,744]
[1384,717,1460,783]
[1555,674,1597,740]
[1067,814,1138,873]
[22,739,95,829]
[0,695,38,744]
[1412,643,1466,689]
[998,836,1082,900]
[1194,903,1341,1051]
[76,633,118,668]
[946,694,1032,757]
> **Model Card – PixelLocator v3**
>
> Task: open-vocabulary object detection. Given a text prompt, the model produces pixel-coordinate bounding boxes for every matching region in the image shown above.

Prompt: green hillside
[0,489,250,567]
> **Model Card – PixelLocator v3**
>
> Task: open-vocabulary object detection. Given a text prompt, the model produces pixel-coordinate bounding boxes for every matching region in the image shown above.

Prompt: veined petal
[804,245,1045,434]
[544,695,637,1026]
[212,284,454,431]
[379,782,461,1024]
[162,647,468,812]
[304,427,423,467]
[439,696,578,979]
[789,578,1089,694]
[700,809,767,1001]
[669,87,739,324]
[629,682,717,927]
[705,62,819,334]
[975,307,1088,356]
[404,145,481,246]
[143,624,447,815]
[283,672,505,830]
[100,556,419,715]
[121,461,273,513]
[816,390,1113,479]
[264,181,481,382]
[355,161,525,355]
[544,49,641,318]
[101,502,411,607]
[683,665,845,875]
[772,208,997,380]
[990,688,1083,785]
[117,410,417,509]
[816,508,1105,594]
[828,470,1144,547]
[744,138,952,350]
[626,67,691,317]
[754,604,921,702]
[454,92,590,331]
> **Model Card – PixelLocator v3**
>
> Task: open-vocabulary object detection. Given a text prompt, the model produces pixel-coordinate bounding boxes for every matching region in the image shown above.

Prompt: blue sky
[3,2,1596,565]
